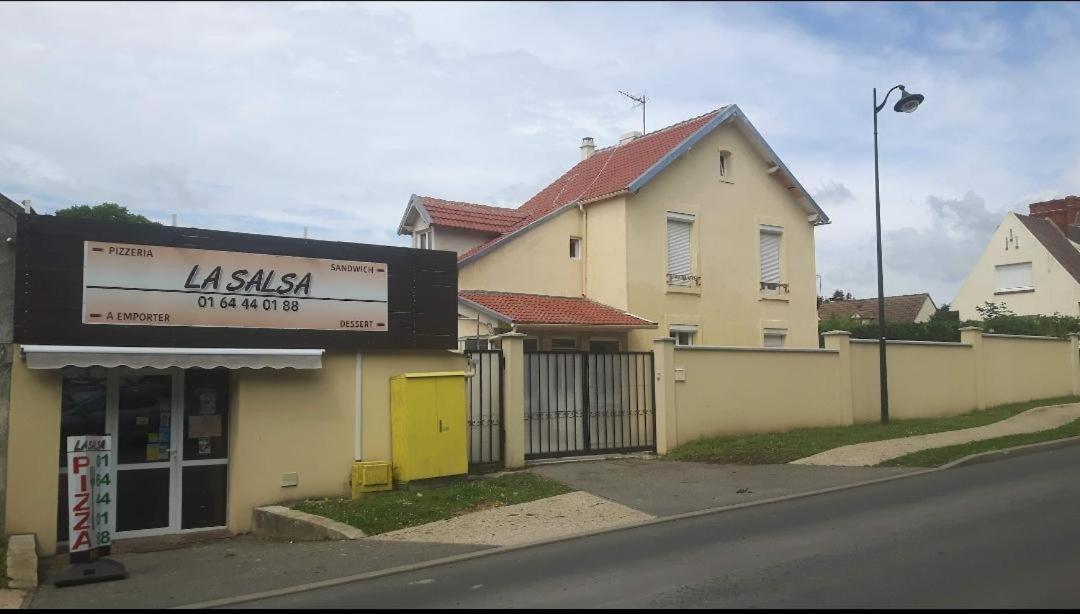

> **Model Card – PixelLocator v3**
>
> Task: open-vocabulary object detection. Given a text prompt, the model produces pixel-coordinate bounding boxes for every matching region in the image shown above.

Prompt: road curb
[179,438,1080,609]
[939,434,1080,469]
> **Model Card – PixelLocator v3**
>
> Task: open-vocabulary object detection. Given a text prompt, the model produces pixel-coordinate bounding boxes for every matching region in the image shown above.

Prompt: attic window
[719,150,733,181]
[416,230,432,250]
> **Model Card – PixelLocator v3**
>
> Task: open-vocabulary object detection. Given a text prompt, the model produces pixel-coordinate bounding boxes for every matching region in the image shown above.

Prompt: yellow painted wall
[358,350,468,465]
[953,213,1080,319]
[672,347,847,441]
[228,351,358,532]
[585,197,629,309]
[227,349,467,533]
[458,207,584,297]
[3,349,62,555]
[849,341,978,423]
[981,335,1073,406]
[625,121,819,350]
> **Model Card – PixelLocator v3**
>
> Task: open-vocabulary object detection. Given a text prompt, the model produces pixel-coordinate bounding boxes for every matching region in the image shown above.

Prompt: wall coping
[850,339,972,348]
[983,333,1067,342]
[674,345,837,355]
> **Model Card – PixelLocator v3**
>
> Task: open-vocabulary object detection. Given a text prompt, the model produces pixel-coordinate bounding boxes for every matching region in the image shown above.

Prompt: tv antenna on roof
[619,90,647,135]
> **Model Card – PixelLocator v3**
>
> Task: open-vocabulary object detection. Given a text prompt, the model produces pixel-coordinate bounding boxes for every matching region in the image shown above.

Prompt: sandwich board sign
[55,435,127,587]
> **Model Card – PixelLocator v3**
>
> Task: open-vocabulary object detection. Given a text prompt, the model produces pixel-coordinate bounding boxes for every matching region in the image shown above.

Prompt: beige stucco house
[953,197,1080,320]
[398,105,830,350]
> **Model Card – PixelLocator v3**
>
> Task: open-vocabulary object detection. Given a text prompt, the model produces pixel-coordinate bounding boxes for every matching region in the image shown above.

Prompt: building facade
[953,198,1080,320]
[1,210,462,556]
[399,105,830,350]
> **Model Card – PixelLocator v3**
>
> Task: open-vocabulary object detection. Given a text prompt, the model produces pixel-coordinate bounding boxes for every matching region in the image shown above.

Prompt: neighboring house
[817,293,937,324]
[398,105,830,351]
[953,196,1080,320]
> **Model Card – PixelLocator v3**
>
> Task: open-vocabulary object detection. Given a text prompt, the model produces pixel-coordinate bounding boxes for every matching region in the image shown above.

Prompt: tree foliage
[54,202,157,225]
[819,301,1080,343]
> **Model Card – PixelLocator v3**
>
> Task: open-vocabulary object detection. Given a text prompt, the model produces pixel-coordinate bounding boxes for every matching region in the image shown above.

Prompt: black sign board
[14,214,458,350]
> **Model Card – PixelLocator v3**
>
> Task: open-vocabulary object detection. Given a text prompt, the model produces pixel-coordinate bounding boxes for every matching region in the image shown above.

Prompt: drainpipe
[577,202,587,298]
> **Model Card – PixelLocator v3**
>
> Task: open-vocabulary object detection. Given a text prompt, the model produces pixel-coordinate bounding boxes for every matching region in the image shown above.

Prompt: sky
[3,1,1080,304]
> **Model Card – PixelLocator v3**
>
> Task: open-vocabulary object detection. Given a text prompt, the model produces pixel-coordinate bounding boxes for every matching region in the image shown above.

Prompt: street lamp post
[873,84,924,424]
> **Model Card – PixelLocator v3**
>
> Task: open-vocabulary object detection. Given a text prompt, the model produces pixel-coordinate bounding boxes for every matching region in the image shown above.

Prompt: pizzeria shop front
[2,213,462,556]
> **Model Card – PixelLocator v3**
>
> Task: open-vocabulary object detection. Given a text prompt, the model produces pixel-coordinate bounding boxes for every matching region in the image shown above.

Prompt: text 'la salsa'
[184,265,312,296]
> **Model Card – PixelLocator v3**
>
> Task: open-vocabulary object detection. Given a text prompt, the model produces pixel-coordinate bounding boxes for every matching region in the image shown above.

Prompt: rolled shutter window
[667,217,693,286]
[759,227,782,285]
[994,262,1032,291]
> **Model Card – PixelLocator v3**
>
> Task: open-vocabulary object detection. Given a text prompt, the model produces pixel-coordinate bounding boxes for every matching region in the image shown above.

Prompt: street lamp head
[893,86,924,113]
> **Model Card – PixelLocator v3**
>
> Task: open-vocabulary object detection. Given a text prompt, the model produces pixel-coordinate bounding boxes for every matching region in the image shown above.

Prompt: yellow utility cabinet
[390,371,468,482]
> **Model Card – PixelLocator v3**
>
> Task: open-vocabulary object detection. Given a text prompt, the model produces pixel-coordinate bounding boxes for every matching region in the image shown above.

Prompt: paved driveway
[528,457,916,516]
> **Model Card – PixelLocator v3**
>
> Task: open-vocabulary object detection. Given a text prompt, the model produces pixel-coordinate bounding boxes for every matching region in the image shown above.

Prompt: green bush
[818,302,1080,344]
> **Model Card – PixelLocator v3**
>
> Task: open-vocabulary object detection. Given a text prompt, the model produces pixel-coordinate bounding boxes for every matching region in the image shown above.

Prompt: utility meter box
[390,371,468,482]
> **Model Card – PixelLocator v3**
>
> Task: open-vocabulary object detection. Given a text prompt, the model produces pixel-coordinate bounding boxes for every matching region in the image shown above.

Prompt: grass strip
[879,418,1080,467]
[292,473,572,535]
[665,396,1080,465]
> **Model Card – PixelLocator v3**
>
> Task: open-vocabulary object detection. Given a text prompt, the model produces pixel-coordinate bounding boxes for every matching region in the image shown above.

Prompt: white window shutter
[667,218,693,284]
[759,229,782,284]
[995,262,1033,291]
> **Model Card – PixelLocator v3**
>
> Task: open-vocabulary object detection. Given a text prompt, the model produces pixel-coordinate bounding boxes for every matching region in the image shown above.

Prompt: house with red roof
[953,197,1080,320]
[398,105,829,351]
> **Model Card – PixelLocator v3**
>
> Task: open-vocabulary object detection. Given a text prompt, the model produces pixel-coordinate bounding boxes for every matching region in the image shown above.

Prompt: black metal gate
[465,349,504,467]
[524,351,655,459]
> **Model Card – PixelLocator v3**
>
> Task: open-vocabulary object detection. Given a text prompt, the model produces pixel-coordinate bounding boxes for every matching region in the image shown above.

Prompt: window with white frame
[415,229,432,250]
[759,225,783,294]
[669,325,697,346]
[550,337,578,351]
[570,237,582,260]
[718,150,732,180]
[763,328,787,348]
[666,212,695,286]
[995,262,1033,292]
[462,337,490,351]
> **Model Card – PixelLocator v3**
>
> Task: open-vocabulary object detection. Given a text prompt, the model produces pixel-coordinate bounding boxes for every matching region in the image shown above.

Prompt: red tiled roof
[1016,213,1080,286]
[459,291,656,327]
[416,196,525,234]
[818,293,935,323]
[449,108,728,262]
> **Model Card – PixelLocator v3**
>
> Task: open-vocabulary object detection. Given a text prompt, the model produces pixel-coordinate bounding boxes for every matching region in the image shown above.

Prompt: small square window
[670,326,696,346]
[524,338,539,353]
[570,237,582,259]
[551,338,578,351]
[763,329,786,348]
[589,339,620,352]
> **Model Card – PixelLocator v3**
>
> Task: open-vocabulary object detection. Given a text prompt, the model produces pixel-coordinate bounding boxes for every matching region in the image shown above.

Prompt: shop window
[183,368,229,461]
[59,367,107,467]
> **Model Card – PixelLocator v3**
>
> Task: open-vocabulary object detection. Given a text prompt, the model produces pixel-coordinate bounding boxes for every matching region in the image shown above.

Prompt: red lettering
[71,531,92,551]
[73,511,90,532]
[79,474,89,490]
[72,456,90,474]
[72,492,90,513]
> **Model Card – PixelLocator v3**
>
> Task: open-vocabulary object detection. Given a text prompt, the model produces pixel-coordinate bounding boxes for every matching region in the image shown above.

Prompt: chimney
[1028,196,1080,233]
[580,137,595,160]
[619,131,643,145]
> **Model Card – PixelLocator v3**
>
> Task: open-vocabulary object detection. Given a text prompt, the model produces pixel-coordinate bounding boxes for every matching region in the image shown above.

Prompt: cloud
[883,192,1002,299]
[0,2,1078,303]
[812,181,855,205]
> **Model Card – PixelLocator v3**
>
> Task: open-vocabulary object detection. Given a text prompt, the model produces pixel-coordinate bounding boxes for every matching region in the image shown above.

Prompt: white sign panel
[66,435,115,553]
[82,241,389,332]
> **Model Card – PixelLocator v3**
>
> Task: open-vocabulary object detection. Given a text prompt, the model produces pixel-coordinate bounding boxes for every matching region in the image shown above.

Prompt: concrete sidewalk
[28,535,488,609]
[529,458,916,516]
[792,402,1080,467]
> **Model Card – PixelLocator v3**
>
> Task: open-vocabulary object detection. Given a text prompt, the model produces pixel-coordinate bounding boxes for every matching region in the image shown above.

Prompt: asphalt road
[238,446,1080,608]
